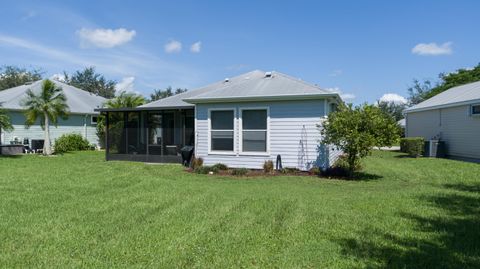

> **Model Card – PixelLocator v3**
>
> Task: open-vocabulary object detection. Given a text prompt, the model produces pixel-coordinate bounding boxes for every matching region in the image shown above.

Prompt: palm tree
[96,91,146,148]
[21,79,69,155]
[0,103,14,144]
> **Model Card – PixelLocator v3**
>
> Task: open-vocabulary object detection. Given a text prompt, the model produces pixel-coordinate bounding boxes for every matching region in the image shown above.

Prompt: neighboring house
[98,70,342,170]
[0,80,106,147]
[404,81,480,160]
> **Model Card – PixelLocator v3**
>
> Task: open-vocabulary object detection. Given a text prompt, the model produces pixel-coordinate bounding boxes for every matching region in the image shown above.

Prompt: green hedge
[54,133,91,154]
[400,137,424,157]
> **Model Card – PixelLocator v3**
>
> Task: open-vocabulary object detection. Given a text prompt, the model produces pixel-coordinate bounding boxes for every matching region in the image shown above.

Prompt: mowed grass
[0,151,479,268]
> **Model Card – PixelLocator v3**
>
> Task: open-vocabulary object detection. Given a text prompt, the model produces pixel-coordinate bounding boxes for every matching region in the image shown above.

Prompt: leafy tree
[0,103,14,135]
[150,86,187,101]
[321,103,400,177]
[377,100,406,122]
[408,63,480,105]
[96,91,146,148]
[0,66,43,91]
[63,67,116,98]
[21,79,69,155]
[407,79,432,105]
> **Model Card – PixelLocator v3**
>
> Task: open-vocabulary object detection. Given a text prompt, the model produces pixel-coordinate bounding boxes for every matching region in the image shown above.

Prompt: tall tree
[321,103,400,177]
[0,103,14,139]
[408,63,480,105]
[0,66,43,91]
[21,79,69,155]
[63,67,116,98]
[96,91,146,148]
[377,100,406,122]
[150,86,187,101]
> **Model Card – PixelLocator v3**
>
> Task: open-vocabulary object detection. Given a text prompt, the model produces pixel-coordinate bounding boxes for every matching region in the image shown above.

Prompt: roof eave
[95,105,194,112]
[405,98,480,113]
[183,93,340,104]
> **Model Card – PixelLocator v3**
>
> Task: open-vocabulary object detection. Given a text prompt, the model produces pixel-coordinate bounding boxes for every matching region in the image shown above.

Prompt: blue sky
[0,0,478,103]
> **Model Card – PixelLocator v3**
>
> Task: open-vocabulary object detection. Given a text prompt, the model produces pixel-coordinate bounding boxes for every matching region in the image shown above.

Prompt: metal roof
[405,80,480,113]
[0,80,106,114]
[140,70,340,108]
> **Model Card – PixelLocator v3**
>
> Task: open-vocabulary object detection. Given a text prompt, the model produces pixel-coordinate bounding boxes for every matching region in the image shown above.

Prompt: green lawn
[0,151,479,268]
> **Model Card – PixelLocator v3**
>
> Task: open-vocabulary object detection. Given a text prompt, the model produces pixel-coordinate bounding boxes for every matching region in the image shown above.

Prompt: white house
[99,70,342,170]
[0,80,106,147]
[404,80,480,160]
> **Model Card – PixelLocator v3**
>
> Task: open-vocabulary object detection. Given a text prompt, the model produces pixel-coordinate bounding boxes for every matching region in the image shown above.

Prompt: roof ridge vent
[24,81,34,85]
[265,71,273,78]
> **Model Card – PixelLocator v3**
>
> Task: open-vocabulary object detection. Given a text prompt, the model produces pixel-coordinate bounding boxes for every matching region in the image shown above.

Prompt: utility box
[424,140,446,158]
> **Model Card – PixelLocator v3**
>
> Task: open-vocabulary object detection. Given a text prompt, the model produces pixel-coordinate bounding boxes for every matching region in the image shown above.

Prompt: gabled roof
[0,80,106,114]
[140,70,339,108]
[405,80,480,113]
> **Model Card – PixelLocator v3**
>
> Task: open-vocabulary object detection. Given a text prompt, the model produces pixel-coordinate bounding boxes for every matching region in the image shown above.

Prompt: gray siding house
[100,70,342,170]
[0,80,106,147]
[404,81,480,160]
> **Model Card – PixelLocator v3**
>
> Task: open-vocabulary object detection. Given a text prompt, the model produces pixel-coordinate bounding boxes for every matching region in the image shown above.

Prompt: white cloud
[379,93,407,104]
[190,41,201,53]
[50,73,66,82]
[328,69,343,77]
[411,42,452,56]
[115,76,136,93]
[21,10,37,21]
[77,28,136,48]
[165,40,182,53]
[326,87,355,101]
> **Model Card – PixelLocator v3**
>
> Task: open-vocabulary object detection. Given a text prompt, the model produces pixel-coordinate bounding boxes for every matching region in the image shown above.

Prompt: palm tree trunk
[44,113,52,155]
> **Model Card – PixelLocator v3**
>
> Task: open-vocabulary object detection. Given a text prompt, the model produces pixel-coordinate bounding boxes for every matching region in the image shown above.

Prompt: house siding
[195,99,340,170]
[1,111,99,146]
[406,105,480,159]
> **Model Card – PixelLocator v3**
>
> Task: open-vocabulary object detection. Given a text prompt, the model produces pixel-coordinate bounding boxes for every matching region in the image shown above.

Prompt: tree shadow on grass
[0,154,24,159]
[335,183,480,268]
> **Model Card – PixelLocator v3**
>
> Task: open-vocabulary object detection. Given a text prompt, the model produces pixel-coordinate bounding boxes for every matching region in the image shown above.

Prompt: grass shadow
[334,182,480,268]
[0,154,24,159]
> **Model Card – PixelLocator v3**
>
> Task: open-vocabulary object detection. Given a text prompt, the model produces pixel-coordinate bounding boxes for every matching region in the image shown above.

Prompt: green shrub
[263,160,274,173]
[212,163,228,171]
[54,133,90,154]
[194,166,212,174]
[231,168,249,176]
[280,167,300,174]
[191,157,203,169]
[334,154,362,172]
[309,167,321,176]
[400,137,424,157]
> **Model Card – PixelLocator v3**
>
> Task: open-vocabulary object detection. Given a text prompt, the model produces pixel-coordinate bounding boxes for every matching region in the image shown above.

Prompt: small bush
[280,167,300,174]
[263,160,274,173]
[54,133,90,154]
[212,163,228,171]
[191,157,203,169]
[231,168,249,176]
[194,165,212,174]
[400,137,424,157]
[334,155,362,172]
[309,167,321,176]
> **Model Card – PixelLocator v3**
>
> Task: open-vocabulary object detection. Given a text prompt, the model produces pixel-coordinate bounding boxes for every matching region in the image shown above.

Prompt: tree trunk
[44,113,52,155]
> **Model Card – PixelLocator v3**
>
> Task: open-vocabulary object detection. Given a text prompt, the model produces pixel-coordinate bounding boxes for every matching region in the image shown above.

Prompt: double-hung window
[241,109,268,153]
[210,110,234,152]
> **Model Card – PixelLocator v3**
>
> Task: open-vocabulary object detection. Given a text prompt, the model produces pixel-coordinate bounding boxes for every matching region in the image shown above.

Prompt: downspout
[84,115,88,141]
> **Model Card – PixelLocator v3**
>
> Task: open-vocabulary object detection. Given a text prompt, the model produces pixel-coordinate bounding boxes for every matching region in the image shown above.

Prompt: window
[472,105,480,115]
[210,110,234,152]
[91,115,98,125]
[241,109,268,153]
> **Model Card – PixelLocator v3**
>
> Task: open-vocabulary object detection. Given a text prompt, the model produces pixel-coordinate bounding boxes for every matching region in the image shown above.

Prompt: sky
[0,0,479,103]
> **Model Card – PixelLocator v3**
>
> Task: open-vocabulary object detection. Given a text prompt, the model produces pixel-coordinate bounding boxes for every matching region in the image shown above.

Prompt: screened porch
[103,108,194,163]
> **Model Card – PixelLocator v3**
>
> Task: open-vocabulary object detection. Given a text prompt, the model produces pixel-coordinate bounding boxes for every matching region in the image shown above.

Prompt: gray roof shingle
[405,80,480,113]
[0,80,106,114]
[140,70,339,108]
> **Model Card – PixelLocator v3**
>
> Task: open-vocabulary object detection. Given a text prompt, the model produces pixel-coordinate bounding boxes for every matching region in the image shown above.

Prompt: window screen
[242,109,267,152]
[472,105,480,115]
[210,110,234,151]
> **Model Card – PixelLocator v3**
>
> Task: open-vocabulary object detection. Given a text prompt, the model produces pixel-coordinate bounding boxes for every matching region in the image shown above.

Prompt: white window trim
[208,108,236,155]
[239,107,270,156]
[471,104,480,116]
[91,115,98,125]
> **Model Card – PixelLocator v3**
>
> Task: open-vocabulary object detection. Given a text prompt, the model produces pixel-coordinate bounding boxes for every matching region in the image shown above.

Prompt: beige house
[404,81,480,160]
